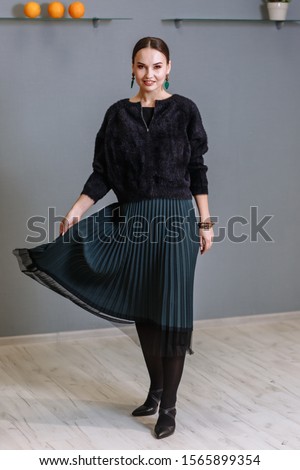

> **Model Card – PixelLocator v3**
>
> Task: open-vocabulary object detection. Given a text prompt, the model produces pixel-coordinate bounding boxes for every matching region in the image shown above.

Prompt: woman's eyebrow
[136,62,163,66]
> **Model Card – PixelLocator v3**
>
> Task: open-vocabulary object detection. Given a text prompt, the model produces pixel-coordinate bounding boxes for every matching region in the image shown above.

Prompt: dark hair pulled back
[132,37,170,64]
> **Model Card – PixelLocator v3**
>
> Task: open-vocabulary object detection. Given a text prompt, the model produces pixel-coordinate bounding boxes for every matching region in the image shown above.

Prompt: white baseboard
[193,310,300,330]
[0,310,299,347]
[0,324,127,347]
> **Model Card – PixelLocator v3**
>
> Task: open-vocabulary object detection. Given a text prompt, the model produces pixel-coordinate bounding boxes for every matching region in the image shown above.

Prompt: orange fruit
[24,2,41,18]
[68,2,85,18]
[48,2,65,18]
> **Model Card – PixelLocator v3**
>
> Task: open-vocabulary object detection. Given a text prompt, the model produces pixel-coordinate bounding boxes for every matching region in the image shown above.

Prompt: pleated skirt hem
[13,198,200,357]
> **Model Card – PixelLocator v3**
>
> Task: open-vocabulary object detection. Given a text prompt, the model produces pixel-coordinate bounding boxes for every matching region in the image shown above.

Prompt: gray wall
[1,0,300,337]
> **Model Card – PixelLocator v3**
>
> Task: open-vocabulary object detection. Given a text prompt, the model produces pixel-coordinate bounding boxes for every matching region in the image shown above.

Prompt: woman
[13,37,214,439]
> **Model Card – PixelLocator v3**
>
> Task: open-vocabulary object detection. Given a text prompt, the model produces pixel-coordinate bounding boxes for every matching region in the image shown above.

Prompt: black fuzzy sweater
[81,94,209,204]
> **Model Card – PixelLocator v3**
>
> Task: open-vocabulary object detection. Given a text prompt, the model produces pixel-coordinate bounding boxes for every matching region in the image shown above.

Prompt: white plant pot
[267,3,289,21]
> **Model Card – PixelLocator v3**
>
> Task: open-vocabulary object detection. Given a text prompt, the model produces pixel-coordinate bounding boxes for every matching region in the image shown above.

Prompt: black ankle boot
[132,389,163,417]
[154,407,176,439]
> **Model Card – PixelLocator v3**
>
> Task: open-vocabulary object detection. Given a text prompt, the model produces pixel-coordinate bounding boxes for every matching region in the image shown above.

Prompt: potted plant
[267,0,291,21]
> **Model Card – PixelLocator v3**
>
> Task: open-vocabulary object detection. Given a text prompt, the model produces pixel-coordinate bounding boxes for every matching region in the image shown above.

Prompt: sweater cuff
[189,166,208,196]
[191,186,208,196]
[81,172,111,204]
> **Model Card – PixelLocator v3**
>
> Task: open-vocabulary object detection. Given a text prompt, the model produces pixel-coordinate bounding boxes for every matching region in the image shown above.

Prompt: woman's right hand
[59,212,81,236]
[59,194,95,236]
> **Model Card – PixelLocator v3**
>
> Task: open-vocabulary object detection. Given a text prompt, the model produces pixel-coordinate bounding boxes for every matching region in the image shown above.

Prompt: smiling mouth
[144,80,155,85]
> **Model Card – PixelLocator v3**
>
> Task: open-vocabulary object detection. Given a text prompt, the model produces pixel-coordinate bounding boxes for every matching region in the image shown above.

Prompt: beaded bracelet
[198,221,215,230]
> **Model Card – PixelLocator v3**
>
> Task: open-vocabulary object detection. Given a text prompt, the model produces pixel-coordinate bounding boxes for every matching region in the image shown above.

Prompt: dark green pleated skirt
[13,198,200,356]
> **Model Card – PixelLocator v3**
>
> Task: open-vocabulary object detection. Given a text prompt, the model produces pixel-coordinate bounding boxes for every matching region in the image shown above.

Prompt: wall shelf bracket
[275,21,284,30]
[174,19,183,29]
[92,18,100,28]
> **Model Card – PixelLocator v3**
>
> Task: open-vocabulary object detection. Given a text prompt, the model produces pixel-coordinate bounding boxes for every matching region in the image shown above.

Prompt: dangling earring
[131,73,135,89]
[164,75,170,90]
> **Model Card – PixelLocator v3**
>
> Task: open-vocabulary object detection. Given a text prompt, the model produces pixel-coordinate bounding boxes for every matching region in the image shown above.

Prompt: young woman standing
[14,37,214,439]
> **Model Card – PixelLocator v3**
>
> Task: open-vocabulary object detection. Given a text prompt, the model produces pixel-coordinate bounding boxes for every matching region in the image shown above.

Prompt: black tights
[136,322,186,410]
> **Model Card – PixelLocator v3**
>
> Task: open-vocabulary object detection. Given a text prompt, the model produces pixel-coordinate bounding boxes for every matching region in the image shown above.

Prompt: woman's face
[132,47,171,93]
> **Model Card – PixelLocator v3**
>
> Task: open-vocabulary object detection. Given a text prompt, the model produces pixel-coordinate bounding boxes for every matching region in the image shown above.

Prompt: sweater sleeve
[81,112,112,203]
[187,102,209,195]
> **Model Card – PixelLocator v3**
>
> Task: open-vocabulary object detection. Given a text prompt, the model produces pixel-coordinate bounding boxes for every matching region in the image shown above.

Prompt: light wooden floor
[0,312,300,450]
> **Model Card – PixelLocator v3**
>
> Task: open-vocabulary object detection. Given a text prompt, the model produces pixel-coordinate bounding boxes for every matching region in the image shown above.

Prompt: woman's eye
[138,65,144,69]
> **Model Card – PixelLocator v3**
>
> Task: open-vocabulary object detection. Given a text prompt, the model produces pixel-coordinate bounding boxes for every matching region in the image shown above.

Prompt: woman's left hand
[200,227,214,255]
